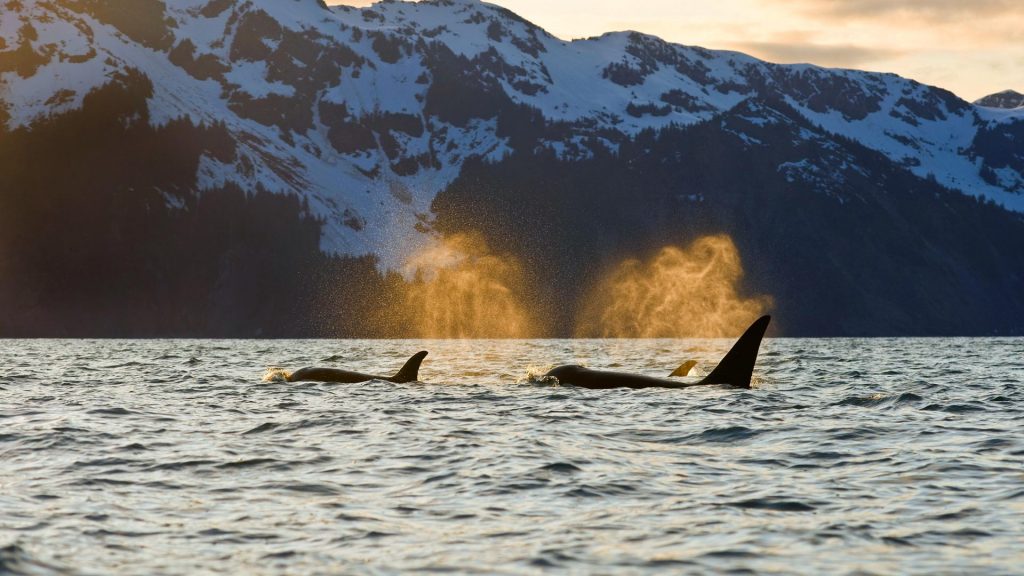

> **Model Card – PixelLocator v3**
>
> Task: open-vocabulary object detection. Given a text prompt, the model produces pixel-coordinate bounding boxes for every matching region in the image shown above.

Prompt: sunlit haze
[576,236,772,338]
[331,0,1023,101]
[388,233,769,338]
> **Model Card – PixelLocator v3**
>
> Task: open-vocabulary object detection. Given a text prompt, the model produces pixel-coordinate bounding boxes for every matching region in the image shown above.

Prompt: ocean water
[1,338,1022,575]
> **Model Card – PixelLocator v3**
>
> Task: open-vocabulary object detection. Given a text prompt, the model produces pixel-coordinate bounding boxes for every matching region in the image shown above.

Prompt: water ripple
[0,337,1021,574]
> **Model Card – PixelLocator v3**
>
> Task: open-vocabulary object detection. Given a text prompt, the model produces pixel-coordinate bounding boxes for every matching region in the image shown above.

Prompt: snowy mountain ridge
[976,90,1024,110]
[2,0,1023,262]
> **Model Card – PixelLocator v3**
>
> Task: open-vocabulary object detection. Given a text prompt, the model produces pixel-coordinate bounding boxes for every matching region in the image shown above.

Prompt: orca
[287,351,428,384]
[544,316,771,389]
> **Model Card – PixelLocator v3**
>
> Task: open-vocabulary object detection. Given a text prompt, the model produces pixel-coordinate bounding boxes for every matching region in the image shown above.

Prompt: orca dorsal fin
[392,351,428,383]
[698,316,771,388]
[669,360,698,378]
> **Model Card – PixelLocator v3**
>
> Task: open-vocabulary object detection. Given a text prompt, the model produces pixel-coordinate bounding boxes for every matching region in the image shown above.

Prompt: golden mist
[398,233,539,338]
[575,235,772,338]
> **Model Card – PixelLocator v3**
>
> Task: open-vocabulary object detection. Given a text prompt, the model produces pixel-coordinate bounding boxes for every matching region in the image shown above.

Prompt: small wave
[834,392,923,408]
[97,361,147,369]
[243,422,280,435]
[87,407,132,416]
[697,426,761,443]
[82,528,165,539]
[922,402,987,413]
[828,427,881,441]
[261,368,291,383]
[643,558,698,568]
[727,498,817,512]
[423,472,457,484]
[835,393,884,407]
[517,366,559,386]
[270,482,342,496]
[700,549,759,559]
[118,443,148,451]
[73,457,135,469]
[336,530,402,543]
[0,544,77,576]
[936,528,992,539]
[197,528,234,537]
[216,458,279,470]
[262,550,298,560]
[929,507,978,521]
[543,393,572,400]
[564,483,637,498]
[141,460,217,472]
[785,451,849,462]
[897,392,924,402]
[881,535,916,547]
[1000,488,1024,500]
[539,462,583,474]
[972,438,1013,452]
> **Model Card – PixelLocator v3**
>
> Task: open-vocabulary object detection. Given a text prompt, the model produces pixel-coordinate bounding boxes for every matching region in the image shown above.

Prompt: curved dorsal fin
[392,351,428,383]
[669,359,698,378]
[698,316,771,388]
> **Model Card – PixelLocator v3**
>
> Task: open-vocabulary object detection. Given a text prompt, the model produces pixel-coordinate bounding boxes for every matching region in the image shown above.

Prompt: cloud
[732,41,903,68]
[783,0,1020,22]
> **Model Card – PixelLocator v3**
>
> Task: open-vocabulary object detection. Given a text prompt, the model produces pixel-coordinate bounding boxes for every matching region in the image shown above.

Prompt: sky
[331,0,1024,102]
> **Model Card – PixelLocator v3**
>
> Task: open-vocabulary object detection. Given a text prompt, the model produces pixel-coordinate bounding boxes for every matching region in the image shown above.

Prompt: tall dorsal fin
[698,316,771,388]
[669,360,698,378]
[391,351,428,383]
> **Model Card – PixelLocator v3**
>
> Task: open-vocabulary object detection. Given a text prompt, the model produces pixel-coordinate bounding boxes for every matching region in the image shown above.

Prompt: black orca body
[545,316,771,390]
[288,351,428,384]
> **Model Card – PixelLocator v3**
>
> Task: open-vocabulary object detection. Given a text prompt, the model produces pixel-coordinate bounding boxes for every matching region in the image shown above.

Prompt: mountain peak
[975,90,1024,109]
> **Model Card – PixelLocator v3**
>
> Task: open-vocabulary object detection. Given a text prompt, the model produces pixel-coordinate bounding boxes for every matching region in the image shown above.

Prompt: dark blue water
[1,338,1022,574]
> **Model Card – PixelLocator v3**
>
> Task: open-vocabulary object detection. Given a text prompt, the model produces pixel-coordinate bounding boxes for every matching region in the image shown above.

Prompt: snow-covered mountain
[976,90,1024,110]
[2,0,1024,336]
[3,0,1023,262]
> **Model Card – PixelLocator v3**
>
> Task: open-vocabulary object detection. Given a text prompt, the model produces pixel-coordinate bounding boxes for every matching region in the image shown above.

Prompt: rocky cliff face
[1,0,1023,335]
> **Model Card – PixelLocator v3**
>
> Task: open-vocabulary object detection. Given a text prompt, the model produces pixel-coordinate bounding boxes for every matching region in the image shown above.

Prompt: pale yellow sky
[331,0,1023,101]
